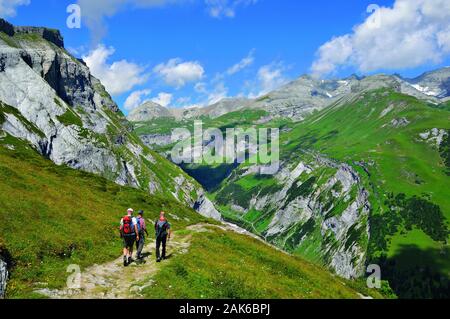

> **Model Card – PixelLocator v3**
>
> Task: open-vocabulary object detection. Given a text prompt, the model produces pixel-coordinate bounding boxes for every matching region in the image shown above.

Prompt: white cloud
[77,0,184,43]
[124,89,152,111]
[227,49,255,75]
[83,45,148,96]
[207,82,228,104]
[255,62,287,96]
[152,92,173,106]
[311,35,353,77]
[205,0,257,18]
[124,90,173,110]
[311,0,450,77]
[154,58,205,88]
[0,0,30,18]
[179,81,228,107]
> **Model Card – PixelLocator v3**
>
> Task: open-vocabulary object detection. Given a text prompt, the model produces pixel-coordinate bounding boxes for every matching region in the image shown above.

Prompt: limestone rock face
[127,101,174,122]
[194,193,222,221]
[0,19,14,36]
[403,67,450,99]
[217,154,370,279]
[0,256,7,299]
[140,134,172,148]
[269,160,369,278]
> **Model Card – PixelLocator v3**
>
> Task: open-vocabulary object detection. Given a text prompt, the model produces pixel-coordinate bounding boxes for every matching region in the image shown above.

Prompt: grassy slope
[141,226,382,299]
[208,89,449,298]
[0,133,210,298]
[133,109,272,136]
[0,134,378,299]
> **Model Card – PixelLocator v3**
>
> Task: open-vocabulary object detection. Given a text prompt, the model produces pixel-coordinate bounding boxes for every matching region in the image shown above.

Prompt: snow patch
[411,84,439,97]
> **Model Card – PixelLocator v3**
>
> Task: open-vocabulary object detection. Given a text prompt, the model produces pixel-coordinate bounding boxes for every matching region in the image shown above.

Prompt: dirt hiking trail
[36,224,215,299]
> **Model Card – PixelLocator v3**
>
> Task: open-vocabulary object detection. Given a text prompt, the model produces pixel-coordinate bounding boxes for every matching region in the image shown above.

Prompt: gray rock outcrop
[0,256,7,298]
[194,193,222,221]
[220,154,370,279]
[1,19,64,48]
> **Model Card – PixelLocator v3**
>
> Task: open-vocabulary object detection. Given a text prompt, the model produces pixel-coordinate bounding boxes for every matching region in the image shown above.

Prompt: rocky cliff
[0,256,7,299]
[214,152,370,278]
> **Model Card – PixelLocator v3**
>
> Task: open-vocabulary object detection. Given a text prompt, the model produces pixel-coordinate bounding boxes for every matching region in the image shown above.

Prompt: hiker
[155,211,171,262]
[120,208,139,267]
[135,210,149,260]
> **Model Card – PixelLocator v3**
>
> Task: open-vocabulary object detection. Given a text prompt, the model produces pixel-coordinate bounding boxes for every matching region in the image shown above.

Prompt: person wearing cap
[135,210,148,260]
[119,208,139,266]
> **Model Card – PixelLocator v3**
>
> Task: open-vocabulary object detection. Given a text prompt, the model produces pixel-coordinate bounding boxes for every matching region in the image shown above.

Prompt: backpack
[122,216,134,236]
[155,219,168,238]
[136,216,143,233]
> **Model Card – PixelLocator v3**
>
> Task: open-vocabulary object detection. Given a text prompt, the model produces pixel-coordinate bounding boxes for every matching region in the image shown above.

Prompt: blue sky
[3,0,450,113]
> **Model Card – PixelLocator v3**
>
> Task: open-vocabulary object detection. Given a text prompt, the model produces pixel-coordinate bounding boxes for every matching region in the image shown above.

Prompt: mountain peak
[127,101,174,122]
[0,18,64,48]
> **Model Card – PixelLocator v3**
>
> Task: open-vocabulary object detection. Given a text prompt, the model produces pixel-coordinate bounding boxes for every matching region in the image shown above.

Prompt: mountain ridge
[128,67,449,124]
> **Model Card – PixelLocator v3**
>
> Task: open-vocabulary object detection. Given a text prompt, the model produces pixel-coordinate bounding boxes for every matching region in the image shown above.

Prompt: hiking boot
[123,256,128,267]
[156,258,161,263]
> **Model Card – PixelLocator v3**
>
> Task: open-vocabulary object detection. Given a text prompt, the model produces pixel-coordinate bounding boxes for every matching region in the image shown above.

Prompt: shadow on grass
[379,245,449,299]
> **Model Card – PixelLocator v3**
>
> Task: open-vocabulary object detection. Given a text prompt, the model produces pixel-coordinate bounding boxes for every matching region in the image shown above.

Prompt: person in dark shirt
[155,211,171,262]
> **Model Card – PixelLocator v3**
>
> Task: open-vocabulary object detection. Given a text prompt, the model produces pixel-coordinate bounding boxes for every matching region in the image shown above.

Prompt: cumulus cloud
[124,89,151,111]
[227,49,255,75]
[77,0,183,43]
[83,45,148,96]
[311,0,450,78]
[152,92,173,106]
[205,0,257,18]
[0,0,30,18]
[254,62,287,96]
[124,90,173,110]
[153,58,204,88]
